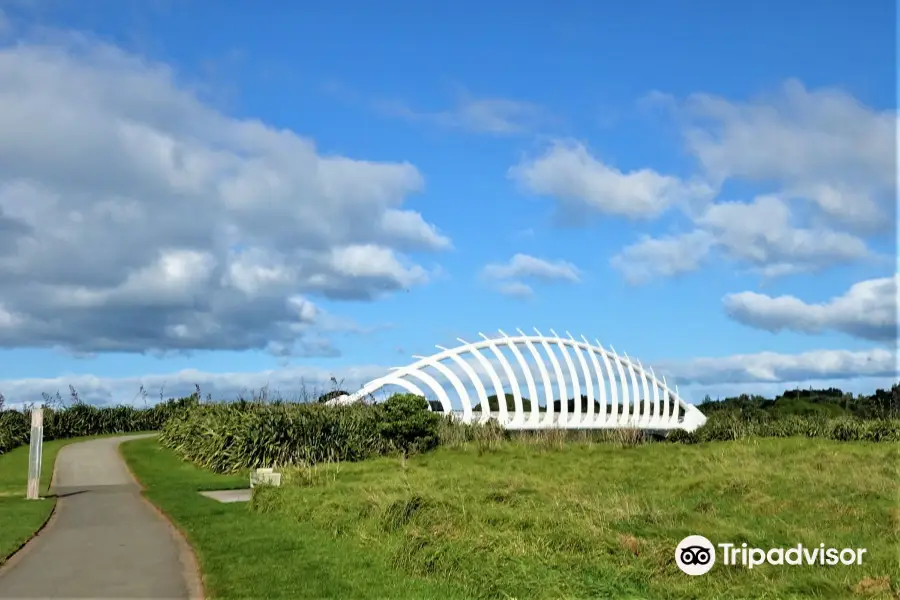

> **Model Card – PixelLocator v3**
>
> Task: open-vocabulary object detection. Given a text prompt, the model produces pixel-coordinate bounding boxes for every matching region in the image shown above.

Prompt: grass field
[124,436,898,600]
[0,434,151,564]
[121,437,471,599]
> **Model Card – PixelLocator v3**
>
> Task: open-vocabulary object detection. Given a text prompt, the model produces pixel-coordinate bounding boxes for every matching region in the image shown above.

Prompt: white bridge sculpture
[328,329,708,433]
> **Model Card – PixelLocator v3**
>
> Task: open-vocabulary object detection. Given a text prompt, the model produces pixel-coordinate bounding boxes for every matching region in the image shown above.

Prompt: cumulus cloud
[0,34,451,355]
[607,81,895,283]
[495,281,535,299]
[723,275,898,342]
[677,79,895,230]
[482,254,581,283]
[612,195,871,281]
[610,231,715,284]
[658,347,896,386]
[508,140,714,220]
[481,254,581,298]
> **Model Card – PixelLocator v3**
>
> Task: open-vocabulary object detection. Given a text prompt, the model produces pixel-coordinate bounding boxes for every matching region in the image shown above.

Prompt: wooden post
[26,408,43,500]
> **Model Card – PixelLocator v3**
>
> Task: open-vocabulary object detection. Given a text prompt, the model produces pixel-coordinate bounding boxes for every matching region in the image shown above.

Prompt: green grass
[0,433,152,564]
[120,437,471,599]
[124,436,899,600]
[257,437,900,600]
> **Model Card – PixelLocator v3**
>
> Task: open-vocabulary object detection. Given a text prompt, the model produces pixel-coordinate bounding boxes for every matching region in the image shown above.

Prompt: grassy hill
[124,435,899,600]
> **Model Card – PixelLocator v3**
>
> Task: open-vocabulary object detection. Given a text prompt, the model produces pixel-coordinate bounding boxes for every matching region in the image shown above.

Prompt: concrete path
[0,435,200,599]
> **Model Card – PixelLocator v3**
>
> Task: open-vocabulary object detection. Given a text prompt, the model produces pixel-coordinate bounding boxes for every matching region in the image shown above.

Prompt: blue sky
[0,0,895,407]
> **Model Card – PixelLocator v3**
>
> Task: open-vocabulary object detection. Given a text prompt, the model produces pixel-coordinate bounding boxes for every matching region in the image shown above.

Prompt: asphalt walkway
[0,435,198,599]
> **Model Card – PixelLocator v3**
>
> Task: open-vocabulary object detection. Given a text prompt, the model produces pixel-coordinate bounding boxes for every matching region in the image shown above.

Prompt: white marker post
[26,408,44,500]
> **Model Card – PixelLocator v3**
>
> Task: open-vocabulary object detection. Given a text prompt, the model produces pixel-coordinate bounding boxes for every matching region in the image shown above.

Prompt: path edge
[117,437,207,600]
[0,440,65,574]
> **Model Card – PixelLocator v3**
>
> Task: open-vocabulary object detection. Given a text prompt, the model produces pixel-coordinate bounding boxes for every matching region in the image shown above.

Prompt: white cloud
[495,281,534,299]
[611,194,872,281]
[481,254,581,298]
[723,275,898,342]
[375,89,548,136]
[378,209,453,251]
[508,140,714,220]
[610,231,714,284]
[482,253,581,283]
[676,79,895,231]
[658,347,896,386]
[698,195,870,272]
[0,33,451,355]
[610,81,894,283]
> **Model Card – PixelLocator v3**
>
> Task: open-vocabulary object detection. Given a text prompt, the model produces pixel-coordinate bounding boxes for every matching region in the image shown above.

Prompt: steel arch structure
[328,329,708,432]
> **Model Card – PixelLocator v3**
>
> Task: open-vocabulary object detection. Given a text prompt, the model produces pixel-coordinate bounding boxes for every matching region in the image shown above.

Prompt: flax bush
[160,398,443,472]
[665,412,900,444]
[156,396,900,473]
[0,395,196,456]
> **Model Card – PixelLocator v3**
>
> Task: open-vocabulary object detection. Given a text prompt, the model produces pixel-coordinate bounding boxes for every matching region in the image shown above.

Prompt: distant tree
[693,383,900,421]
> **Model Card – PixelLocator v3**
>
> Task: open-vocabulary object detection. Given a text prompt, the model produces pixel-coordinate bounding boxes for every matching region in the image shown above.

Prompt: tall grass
[667,412,900,444]
[160,401,392,473]
[159,398,900,474]
[0,392,198,456]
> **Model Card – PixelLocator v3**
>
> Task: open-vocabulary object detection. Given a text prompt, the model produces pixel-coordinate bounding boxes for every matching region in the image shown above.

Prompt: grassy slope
[123,436,899,600]
[121,438,470,600]
[256,438,899,600]
[0,434,150,564]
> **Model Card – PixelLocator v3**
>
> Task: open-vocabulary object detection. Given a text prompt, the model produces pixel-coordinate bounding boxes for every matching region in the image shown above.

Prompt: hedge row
[159,394,441,473]
[0,396,197,456]
[668,412,900,443]
[159,397,900,473]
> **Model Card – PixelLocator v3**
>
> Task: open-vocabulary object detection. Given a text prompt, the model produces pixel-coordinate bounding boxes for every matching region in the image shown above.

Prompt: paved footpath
[0,435,197,599]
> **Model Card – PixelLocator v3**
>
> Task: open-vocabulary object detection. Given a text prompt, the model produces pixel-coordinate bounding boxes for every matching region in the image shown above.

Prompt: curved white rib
[648,367,661,427]
[662,375,672,424]
[535,328,568,428]
[569,332,597,426]
[334,331,707,432]
[478,333,517,424]
[552,329,582,427]
[579,335,608,425]
[454,339,504,424]
[592,338,618,425]
[635,358,651,426]
[608,344,631,426]
[376,377,426,399]
[392,368,452,413]
[622,352,641,426]
[435,346,490,422]
[410,355,471,418]
[499,331,540,427]
[516,328,554,427]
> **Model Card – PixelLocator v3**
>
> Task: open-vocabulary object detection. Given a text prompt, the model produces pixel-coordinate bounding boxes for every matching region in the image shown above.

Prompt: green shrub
[160,401,391,472]
[666,412,900,445]
[861,419,900,442]
[377,394,441,457]
[0,395,198,456]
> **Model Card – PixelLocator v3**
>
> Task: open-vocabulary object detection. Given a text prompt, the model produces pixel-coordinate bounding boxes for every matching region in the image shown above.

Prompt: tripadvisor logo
[676,535,716,575]
[675,536,868,575]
